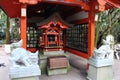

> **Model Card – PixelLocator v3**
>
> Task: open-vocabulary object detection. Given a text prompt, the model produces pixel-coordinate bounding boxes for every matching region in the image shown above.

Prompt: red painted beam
[106,0,120,8]
[0,0,20,18]
[19,0,40,5]
[97,0,120,11]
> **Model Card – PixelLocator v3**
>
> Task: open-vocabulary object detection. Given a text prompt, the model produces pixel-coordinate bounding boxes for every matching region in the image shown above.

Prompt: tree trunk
[6,17,10,44]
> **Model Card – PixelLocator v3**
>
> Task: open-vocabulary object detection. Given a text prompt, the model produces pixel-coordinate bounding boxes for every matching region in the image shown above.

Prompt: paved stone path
[0,46,120,80]
[0,46,10,80]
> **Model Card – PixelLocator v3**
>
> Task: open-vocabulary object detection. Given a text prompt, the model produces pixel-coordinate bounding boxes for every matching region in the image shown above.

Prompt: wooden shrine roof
[37,13,72,29]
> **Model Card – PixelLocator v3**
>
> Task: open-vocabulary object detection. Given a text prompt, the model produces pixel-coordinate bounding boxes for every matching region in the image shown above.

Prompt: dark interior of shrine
[27,2,82,22]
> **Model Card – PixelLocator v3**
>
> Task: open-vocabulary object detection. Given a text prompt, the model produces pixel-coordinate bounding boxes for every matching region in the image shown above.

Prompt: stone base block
[39,59,47,74]
[87,65,113,80]
[9,65,41,78]
[11,76,39,80]
[47,67,68,76]
[88,58,113,67]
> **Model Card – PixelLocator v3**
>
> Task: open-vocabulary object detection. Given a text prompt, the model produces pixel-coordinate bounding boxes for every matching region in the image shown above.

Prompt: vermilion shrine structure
[38,13,69,51]
[0,0,120,59]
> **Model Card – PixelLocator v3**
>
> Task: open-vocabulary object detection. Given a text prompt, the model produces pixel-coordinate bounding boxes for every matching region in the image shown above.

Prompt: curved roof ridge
[37,12,73,27]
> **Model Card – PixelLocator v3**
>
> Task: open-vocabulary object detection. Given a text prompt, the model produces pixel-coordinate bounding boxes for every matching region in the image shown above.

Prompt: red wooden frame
[88,2,96,58]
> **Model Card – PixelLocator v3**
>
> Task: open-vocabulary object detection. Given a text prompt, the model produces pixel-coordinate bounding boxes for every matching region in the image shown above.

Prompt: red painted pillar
[88,2,96,58]
[20,4,27,49]
[56,35,59,46]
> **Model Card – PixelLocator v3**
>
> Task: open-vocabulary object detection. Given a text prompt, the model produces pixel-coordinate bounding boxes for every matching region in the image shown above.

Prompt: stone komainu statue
[93,35,114,60]
[9,40,39,67]
[114,44,120,60]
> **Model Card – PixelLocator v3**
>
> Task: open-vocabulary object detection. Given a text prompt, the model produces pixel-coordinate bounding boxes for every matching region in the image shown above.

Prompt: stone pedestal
[11,76,39,80]
[47,67,68,76]
[9,65,41,80]
[39,51,70,75]
[87,58,113,80]
[39,54,47,74]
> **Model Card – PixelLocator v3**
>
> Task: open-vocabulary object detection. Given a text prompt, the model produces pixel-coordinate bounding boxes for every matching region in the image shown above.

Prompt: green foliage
[95,8,120,48]
[0,9,20,43]
[0,9,7,42]
[10,18,20,42]
[0,9,6,19]
[111,23,120,43]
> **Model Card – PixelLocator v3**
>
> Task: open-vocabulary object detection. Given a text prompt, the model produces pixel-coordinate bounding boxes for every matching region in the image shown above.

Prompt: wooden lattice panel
[66,23,88,53]
[26,26,43,48]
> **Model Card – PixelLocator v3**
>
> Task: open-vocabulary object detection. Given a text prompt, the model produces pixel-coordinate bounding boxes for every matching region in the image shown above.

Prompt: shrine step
[47,67,68,76]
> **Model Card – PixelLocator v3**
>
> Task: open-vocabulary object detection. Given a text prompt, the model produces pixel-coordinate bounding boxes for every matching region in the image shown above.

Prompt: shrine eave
[0,0,21,18]
[0,0,120,18]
